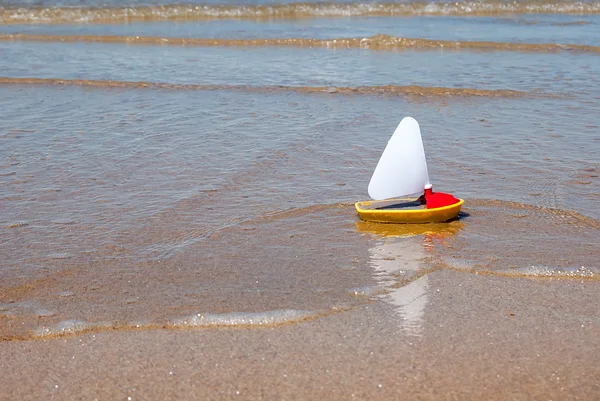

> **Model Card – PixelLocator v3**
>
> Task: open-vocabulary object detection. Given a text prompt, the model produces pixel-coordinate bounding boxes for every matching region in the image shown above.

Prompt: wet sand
[2,1,600,397]
[2,200,599,399]
[2,268,599,400]
[2,84,599,397]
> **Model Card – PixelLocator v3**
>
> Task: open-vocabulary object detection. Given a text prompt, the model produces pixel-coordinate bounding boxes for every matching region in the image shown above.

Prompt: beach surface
[2,262,600,400]
[1,0,600,398]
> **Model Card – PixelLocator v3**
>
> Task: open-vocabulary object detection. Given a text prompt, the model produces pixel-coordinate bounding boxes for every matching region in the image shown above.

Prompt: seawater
[1,0,599,341]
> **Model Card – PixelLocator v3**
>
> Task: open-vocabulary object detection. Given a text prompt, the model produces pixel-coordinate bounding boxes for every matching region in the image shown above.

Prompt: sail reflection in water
[369,238,429,336]
[357,220,463,336]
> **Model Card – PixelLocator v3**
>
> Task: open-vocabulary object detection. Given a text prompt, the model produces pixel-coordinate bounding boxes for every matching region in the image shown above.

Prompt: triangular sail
[368,117,431,200]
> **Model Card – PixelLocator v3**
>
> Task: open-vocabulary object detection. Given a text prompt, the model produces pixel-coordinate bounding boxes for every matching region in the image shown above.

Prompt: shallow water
[2,15,600,45]
[2,41,599,94]
[1,0,599,341]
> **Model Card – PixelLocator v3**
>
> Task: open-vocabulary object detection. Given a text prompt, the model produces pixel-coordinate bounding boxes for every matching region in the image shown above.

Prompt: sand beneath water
[2,267,599,400]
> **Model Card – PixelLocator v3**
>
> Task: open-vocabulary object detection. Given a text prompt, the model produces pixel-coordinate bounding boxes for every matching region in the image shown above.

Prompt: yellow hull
[355,198,464,224]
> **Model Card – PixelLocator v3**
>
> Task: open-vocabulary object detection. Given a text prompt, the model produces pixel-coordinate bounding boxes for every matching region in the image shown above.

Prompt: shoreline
[2,268,599,400]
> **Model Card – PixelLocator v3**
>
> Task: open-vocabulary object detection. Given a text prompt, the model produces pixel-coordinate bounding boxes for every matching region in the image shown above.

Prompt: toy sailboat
[355,117,464,224]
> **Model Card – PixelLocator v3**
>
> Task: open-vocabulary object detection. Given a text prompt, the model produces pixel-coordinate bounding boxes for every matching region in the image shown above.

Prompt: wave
[1,2,600,24]
[432,198,600,280]
[0,77,537,98]
[3,199,599,342]
[0,309,325,341]
[2,33,599,53]
[466,198,600,229]
[442,260,600,279]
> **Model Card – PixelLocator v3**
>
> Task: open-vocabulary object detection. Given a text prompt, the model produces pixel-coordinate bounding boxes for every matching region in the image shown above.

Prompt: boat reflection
[356,220,463,336]
[355,219,464,239]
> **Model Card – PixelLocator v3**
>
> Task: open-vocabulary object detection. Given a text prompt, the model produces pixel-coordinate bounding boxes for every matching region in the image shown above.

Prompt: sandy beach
[2,0,600,398]
[2,267,599,400]
[2,202,600,399]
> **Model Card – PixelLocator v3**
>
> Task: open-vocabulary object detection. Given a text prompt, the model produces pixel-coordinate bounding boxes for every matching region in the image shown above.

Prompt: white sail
[368,117,431,200]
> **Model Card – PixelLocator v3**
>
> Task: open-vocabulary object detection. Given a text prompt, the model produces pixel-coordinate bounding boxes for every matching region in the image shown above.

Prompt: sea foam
[170,309,316,327]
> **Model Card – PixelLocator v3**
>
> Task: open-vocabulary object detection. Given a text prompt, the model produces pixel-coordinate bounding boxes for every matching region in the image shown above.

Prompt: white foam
[4,2,600,25]
[442,256,599,279]
[27,310,318,339]
[36,319,97,337]
[170,309,315,327]
[502,265,599,278]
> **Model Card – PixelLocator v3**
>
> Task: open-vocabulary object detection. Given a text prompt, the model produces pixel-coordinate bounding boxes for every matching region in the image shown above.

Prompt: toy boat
[355,117,464,224]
